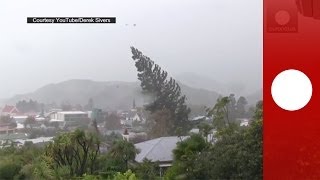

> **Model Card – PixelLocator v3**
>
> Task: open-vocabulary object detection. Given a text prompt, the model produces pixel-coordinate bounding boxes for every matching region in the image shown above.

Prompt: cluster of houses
[0,103,251,175]
[0,104,148,148]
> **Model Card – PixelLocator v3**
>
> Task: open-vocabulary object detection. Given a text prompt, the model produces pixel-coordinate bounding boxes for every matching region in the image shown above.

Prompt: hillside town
[0,101,250,144]
[0,95,253,168]
[0,47,262,180]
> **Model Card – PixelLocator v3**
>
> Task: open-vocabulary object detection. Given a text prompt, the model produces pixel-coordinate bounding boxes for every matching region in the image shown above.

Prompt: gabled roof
[2,105,19,114]
[135,136,188,163]
[127,110,138,119]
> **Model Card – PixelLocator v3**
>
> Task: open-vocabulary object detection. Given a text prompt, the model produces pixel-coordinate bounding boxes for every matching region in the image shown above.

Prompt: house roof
[127,110,137,119]
[2,105,19,113]
[15,136,53,145]
[134,136,188,163]
[0,133,28,141]
[58,111,88,115]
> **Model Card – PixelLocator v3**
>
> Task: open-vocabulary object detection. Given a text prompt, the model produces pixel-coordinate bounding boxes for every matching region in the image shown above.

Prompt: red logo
[267,8,298,33]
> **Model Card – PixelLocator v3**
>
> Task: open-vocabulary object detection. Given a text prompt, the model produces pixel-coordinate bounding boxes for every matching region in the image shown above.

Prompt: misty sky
[0,0,262,99]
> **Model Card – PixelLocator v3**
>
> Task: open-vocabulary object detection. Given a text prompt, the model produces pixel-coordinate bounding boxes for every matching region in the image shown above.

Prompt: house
[1,105,19,116]
[189,116,211,126]
[15,136,53,147]
[0,126,17,135]
[12,116,28,124]
[189,128,217,143]
[239,118,250,127]
[0,116,17,135]
[135,136,188,168]
[120,109,146,127]
[0,135,53,148]
[122,130,147,143]
[0,133,28,148]
[49,111,90,129]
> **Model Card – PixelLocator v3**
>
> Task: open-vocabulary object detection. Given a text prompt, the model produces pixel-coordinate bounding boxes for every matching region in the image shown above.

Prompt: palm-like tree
[109,140,139,171]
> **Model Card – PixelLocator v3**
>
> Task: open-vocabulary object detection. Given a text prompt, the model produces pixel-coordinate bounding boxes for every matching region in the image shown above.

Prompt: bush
[0,160,22,179]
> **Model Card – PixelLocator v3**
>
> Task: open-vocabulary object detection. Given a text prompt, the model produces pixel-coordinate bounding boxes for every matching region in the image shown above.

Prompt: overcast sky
[0,0,262,98]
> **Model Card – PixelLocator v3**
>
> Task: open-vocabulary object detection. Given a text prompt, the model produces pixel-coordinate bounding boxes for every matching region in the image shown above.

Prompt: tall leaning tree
[131,47,191,135]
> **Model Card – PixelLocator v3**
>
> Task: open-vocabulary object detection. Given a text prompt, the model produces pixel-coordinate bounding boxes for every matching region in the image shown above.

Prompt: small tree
[167,134,210,179]
[108,140,139,172]
[24,116,36,129]
[135,159,159,180]
[147,109,173,138]
[207,96,230,129]
[45,129,100,176]
[236,96,248,118]
[113,170,137,180]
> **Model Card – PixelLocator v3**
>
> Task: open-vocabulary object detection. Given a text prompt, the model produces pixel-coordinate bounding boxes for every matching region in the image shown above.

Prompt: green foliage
[0,145,43,180]
[147,109,173,138]
[167,101,263,179]
[0,159,22,179]
[197,122,214,142]
[82,174,102,180]
[207,96,230,129]
[131,47,191,135]
[45,129,100,176]
[236,96,248,118]
[0,98,262,180]
[135,159,159,180]
[211,101,263,179]
[96,140,138,179]
[108,140,139,172]
[0,130,140,179]
[113,170,137,180]
[104,131,122,144]
[208,120,262,179]
[166,134,211,180]
[32,155,56,179]
[254,100,263,120]
[207,94,250,129]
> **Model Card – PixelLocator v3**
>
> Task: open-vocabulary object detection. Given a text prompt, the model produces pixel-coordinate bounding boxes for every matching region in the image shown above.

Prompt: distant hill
[175,72,229,94]
[5,79,221,110]
[175,72,262,105]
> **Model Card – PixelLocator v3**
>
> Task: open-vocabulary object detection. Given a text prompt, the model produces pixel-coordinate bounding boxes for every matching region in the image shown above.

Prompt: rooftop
[1,105,18,113]
[15,137,53,145]
[0,133,28,141]
[58,111,88,115]
[135,136,188,163]
[12,116,28,119]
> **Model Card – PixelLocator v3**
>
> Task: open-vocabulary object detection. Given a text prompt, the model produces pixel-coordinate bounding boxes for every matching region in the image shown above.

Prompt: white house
[238,118,250,127]
[49,111,89,129]
[12,116,28,124]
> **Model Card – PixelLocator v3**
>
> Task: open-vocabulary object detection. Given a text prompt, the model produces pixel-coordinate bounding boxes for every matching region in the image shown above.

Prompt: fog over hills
[3,79,223,110]
[175,72,260,96]
[1,73,262,110]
